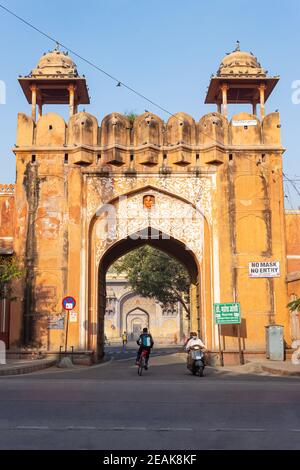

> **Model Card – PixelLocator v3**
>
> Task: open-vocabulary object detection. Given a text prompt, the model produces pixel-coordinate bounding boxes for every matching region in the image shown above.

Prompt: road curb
[218,361,300,377]
[260,365,300,377]
[0,356,114,377]
[0,360,56,377]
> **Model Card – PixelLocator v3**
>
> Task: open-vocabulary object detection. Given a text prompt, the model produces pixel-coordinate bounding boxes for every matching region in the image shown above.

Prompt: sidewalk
[0,358,56,376]
[223,358,300,377]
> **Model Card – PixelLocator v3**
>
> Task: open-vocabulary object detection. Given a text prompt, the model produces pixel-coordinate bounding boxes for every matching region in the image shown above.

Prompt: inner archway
[96,228,200,359]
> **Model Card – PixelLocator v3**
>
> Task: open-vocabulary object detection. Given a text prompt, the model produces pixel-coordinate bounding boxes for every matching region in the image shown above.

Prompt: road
[0,346,299,450]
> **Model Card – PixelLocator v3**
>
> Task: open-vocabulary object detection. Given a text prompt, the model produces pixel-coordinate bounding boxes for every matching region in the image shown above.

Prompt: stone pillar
[31,85,37,122]
[221,84,229,117]
[252,102,257,116]
[259,84,266,119]
[217,102,222,113]
[38,103,43,120]
[69,84,76,117]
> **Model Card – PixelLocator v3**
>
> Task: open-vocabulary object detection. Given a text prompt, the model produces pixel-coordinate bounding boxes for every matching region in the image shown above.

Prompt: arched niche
[236,214,269,254]
[235,174,267,211]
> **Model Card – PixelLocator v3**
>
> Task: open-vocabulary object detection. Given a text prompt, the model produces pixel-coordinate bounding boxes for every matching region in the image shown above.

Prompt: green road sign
[214,303,241,325]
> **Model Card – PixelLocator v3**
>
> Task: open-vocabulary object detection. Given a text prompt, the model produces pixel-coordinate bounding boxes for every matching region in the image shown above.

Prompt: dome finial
[54,41,60,52]
[235,40,240,52]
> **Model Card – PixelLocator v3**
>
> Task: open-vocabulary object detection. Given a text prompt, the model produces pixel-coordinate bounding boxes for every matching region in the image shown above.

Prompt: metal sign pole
[237,324,244,365]
[65,311,70,354]
[62,297,76,356]
[218,324,224,367]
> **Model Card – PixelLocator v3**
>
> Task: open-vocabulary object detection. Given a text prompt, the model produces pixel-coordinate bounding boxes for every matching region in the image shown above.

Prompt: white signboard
[69,312,78,323]
[249,261,280,278]
[232,120,257,127]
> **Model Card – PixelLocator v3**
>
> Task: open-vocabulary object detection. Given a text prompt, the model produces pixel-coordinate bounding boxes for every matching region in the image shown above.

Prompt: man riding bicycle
[136,328,154,370]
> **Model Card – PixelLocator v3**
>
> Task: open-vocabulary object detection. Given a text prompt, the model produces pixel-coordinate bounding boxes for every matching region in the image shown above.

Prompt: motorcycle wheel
[199,366,204,377]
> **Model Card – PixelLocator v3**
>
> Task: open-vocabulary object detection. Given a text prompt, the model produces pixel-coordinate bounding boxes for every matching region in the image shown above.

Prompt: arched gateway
[87,183,212,359]
[3,45,296,362]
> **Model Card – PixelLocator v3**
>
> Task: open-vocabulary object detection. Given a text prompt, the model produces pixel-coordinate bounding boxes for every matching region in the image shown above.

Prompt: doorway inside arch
[127,309,149,341]
[98,229,200,359]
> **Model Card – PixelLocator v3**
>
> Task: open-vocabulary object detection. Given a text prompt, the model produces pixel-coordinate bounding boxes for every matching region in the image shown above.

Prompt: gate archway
[87,186,213,360]
[92,229,206,359]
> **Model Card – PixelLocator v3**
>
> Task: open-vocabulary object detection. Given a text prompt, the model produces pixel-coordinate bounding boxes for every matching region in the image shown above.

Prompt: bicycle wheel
[138,357,144,376]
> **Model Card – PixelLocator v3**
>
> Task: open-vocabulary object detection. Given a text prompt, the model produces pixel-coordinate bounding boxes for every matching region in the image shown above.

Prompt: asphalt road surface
[0,346,299,450]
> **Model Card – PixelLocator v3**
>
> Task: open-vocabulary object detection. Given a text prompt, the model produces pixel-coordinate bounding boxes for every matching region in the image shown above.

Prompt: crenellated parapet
[15,110,282,170]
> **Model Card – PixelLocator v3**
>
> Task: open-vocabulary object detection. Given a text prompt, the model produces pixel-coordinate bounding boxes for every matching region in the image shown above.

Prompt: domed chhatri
[205,42,279,118]
[18,46,90,121]
[31,49,78,78]
[218,50,266,77]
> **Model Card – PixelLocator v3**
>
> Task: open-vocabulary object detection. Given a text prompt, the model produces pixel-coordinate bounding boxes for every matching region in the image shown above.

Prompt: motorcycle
[187,345,205,377]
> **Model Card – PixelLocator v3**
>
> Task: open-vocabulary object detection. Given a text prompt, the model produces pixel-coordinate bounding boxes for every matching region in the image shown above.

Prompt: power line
[284,180,295,210]
[283,172,300,199]
[0,3,174,118]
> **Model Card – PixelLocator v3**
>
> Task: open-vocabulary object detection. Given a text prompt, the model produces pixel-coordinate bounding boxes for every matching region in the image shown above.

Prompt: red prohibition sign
[62,296,76,311]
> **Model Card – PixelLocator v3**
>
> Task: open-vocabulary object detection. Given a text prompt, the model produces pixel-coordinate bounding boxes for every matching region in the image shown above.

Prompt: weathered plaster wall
[285,211,300,341]
[8,108,291,354]
[0,185,15,254]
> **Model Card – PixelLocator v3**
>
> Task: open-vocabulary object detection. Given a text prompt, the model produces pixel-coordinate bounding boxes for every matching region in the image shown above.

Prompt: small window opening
[31,155,36,164]
[97,154,101,164]
[262,154,266,162]
[64,154,69,164]
[49,125,53,130]
[130,155,134,162]
[229,154,233,161]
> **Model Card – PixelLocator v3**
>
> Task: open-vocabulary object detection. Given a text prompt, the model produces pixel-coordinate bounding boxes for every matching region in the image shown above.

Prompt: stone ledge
[0,359,56,376]
[260,363,300,377]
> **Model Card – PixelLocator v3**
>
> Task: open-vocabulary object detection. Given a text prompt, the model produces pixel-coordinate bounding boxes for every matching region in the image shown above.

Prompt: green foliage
[0,256,25,301]
[288,298,300,312]
[124,110,138,124]
[114,246,191,316]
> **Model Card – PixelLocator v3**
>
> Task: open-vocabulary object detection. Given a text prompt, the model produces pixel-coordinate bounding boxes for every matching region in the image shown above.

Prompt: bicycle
[137,349,149,376]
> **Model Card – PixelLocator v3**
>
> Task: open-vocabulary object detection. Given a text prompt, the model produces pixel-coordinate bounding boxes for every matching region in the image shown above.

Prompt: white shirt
[185,337,206,352]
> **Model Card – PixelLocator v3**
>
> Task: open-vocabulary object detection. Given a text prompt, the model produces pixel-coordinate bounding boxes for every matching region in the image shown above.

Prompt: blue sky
[0,0,299,207]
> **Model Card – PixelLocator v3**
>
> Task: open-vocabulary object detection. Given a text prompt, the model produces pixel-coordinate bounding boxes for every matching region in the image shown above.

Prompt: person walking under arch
[122,331,128,350]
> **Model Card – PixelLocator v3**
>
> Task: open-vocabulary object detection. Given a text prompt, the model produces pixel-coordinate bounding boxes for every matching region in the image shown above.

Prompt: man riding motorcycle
[185,332,207,376]
[136,328,154,370]
[185,332,206,352]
